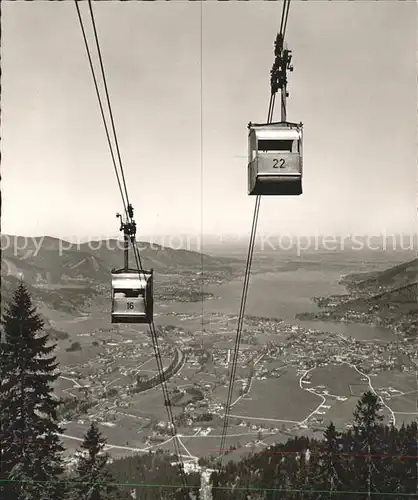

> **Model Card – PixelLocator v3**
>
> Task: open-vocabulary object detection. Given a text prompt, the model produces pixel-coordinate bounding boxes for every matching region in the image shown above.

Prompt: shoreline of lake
[155,267,397,343]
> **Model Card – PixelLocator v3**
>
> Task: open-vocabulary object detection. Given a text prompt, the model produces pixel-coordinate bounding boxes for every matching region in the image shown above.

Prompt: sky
[2,1,417,241]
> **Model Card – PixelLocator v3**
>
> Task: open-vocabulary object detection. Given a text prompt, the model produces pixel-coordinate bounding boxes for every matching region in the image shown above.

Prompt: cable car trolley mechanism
[111,207,154,324]
[246,23,304,197]
[247,120,303,196]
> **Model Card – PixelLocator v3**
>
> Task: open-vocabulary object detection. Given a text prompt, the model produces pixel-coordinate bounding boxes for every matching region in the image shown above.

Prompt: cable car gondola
[248,121,303,196]
[111,268,154,324]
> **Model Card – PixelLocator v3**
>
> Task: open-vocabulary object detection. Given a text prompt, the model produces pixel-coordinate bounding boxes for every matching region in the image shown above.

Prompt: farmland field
[232,368,320,422]
[373,371,417,394]
[389,393,417,413]
[308,364,364,396]
[392,413,418,426]
[213,341,253,350]
[127,390,185,421]
[211,382,242,405]
[319,398,361,429]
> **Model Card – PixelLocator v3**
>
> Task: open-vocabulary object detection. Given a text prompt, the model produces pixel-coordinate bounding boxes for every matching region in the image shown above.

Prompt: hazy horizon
[2,1,417,239]
[2,231,418,240]
[2,231,417,258]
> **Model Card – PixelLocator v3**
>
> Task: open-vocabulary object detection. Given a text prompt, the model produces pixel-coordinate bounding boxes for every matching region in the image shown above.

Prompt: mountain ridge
[1,234,240,285]
[296,258,417,337]
[1,234,242,325]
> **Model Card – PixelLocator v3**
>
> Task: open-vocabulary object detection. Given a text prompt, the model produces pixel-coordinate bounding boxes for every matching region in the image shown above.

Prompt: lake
[156,267,396,342]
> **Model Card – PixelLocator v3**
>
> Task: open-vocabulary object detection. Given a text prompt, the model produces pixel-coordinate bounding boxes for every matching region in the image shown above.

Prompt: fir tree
[352,391,384,441]
[320,423,341,495]
[72,421,117,500]
[0,282,65,500]
[352,391,384,497]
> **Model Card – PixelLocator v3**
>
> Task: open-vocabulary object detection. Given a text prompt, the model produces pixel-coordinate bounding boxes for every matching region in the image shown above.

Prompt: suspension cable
[74,0,128,217]
[130,239,189,490]
[86,0,131,218]
[217,0,292,468]
[85,0,144,272]
[126,223,189,487]
[280,0,291,40]
[75,2,188,492]
[200,0,205,339]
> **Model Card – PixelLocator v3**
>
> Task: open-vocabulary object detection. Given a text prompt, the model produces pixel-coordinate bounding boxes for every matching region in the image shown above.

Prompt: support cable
[217,0,292,468]
[74,0,128,217]
[75,2,188,492]
[86,0,131,217]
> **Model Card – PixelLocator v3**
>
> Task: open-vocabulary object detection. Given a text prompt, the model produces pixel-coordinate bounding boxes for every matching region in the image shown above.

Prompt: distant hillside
[297,259,418,337]
[1,234,241,322]
[1,235,239,286]
[327,282,417,323]
[340,258,418,296]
